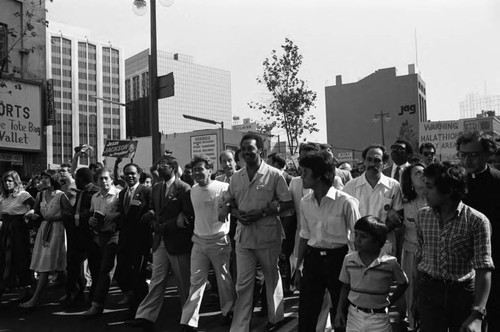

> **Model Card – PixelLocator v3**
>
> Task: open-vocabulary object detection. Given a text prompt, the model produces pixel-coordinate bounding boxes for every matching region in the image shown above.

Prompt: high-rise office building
[125,49,231,136]
[325,64,426,160]
[46,22,125,166]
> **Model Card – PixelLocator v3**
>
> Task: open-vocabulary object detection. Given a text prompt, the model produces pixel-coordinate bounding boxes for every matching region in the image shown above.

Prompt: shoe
[220,312,233,326]
[180,325,197,332]
[125,318,154,331]
[19,301,37,312]
[265,320,285,332]
[83,305,103,317]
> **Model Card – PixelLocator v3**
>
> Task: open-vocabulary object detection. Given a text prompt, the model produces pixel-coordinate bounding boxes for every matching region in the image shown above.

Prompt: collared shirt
[343,173,403,255]
[228,161,291,249]
[339,251,408,309]
[163,176,175,192]
[416,202,495,281]
[299,186,360,251]
[191,180,230,238]
[343,173,403,221]
[390,162,410,183]
[91,186,121,215]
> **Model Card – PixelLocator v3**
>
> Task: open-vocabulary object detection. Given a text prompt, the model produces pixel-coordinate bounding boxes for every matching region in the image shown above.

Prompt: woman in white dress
[20,170,72,309]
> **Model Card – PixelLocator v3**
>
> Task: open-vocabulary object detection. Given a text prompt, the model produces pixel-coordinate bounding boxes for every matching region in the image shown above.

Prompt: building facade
[325,64,426,161]
[46,22,125,167]
[125,49,232,137]
[0,0,47,177]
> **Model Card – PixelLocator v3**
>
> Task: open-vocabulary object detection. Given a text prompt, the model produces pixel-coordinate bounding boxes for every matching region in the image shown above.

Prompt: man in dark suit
[382,139,413,183]
[115,163,152,319]
[126,156,194,331]
[62,167,99,308]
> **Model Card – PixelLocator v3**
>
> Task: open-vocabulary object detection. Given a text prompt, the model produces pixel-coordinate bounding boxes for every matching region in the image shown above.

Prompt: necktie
[394,166,400,182]
[124,189,132,213]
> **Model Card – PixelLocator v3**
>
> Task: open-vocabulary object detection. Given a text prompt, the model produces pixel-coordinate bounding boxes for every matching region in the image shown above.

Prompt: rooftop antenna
[414,28,419,68]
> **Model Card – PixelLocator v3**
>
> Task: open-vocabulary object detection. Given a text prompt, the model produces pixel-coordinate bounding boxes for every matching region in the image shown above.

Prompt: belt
[307,245,347,256]
[421,272,468,285]
[350,302,386,314]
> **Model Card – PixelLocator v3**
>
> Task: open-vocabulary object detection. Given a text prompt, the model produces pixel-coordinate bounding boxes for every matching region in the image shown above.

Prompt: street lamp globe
[159,0,175,7]
[384,114,392,122]
[132,0,147,16]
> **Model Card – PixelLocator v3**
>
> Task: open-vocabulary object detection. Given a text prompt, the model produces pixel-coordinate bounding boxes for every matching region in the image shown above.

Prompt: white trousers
[180,241,234,327]
[230,245,284,332]
[346,305,391,332]
[135,240,191,322]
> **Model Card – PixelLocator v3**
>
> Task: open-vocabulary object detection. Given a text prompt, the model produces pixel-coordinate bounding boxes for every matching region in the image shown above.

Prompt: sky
[47,0,500,143]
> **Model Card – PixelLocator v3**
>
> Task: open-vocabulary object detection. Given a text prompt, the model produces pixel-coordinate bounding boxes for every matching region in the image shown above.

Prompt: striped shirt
[416,202,494,282]
[339,251,407,309]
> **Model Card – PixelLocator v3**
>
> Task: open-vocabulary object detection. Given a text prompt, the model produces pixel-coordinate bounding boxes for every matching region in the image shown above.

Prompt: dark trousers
[279,214,297,292]
[87,236,118,306]
[298,245,348,332]
[64,222,87,301]
[418,273,478,332]
[115,250,149,314]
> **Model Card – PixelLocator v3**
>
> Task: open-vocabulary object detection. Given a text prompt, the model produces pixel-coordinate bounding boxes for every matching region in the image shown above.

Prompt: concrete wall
[325,66,426,161]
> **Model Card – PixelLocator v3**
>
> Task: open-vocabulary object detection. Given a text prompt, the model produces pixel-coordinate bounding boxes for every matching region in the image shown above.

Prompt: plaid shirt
[416,202,494,281]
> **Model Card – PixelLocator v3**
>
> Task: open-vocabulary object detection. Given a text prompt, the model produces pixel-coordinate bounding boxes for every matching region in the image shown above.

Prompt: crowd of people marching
[0,130,499,332]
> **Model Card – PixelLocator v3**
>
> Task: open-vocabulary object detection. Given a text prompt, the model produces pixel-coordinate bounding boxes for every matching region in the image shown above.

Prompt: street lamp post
[183,114,225,157]
[133,0,173,164]
[372,111,391,146]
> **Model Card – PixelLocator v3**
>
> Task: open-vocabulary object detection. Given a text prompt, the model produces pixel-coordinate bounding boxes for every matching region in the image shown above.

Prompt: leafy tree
[0,0,50,92]
[249,38,317,157]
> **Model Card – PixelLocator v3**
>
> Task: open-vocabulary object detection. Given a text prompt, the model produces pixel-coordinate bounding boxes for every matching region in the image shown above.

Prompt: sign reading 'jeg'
[0,81,42,151]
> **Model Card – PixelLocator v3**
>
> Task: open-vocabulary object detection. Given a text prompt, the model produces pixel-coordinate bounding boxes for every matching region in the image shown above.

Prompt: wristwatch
[471,306,487,320]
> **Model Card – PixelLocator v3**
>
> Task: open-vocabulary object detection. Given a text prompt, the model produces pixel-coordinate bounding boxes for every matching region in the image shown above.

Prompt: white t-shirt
[191,180,230,238]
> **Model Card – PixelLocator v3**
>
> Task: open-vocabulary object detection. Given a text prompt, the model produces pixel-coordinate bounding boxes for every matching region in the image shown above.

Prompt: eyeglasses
[457,151,483,159]
[391,145,406,152]
[422,152,435,157]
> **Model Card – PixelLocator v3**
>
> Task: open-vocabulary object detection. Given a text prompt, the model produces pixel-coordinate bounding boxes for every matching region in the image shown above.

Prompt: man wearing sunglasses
[383,139,413,183]
[457,131,500,331]
[419,142,437,167]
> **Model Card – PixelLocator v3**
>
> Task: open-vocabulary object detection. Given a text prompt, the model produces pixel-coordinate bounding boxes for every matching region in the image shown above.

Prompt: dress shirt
[339,251,408,309]
[228,161,291,249]
[299,186,360,250]
[416,202,495,281]
[390,162,410,183]
[342,173,403,221]
[91,186,121,216]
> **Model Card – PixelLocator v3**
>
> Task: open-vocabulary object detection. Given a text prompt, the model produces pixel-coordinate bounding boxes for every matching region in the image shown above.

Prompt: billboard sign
[0,81,42,151]
[338,151,353,161]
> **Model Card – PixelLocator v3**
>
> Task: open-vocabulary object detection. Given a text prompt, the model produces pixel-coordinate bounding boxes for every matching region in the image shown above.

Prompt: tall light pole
[133,0,173,164]
[372,111,391,146]
[183,114,225,156]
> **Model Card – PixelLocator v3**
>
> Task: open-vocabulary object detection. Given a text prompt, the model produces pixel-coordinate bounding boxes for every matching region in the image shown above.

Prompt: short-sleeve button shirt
[299,187,360,250]
[339,251,408,309]
[228,161,291,249]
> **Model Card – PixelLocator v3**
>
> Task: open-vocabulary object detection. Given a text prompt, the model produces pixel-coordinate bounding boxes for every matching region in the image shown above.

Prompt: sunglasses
[422,152,435,157]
